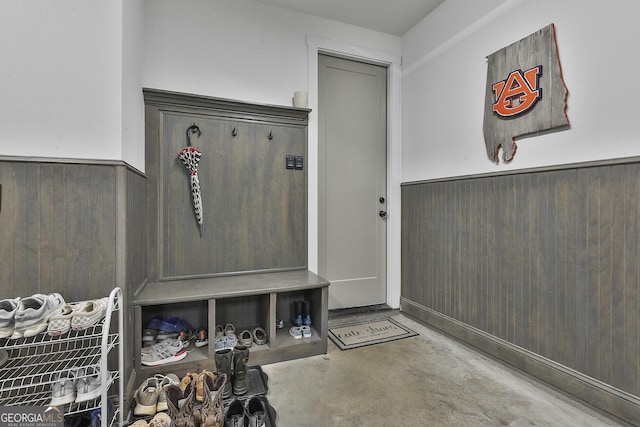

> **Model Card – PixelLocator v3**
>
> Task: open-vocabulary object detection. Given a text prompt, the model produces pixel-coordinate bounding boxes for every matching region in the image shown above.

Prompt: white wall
[0,0,125,162]
[402,0,640,182]
[142,0,404,307]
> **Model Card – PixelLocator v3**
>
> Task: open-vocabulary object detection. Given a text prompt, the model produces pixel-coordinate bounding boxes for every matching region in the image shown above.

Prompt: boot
[195,372,226,427]
[232,345,250,395]
[214,348,233,399]
[302,300,312,326]
[291,300,303,326]
[165,383,197,427]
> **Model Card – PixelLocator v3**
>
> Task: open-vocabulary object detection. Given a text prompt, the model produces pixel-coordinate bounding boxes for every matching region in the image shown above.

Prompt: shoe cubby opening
[273,288,323,348]
[214,295,270,352]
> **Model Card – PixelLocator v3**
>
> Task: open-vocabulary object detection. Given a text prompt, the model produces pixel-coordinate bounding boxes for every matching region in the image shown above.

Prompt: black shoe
[245,396,266,427]
[225,398,244,427]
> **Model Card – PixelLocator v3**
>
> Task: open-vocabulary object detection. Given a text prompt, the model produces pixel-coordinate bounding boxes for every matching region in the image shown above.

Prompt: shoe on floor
[13,293,65,338]
[71,297,108,331]
[0,297,20,338]
[148,412,171,427]
[245,396,267,427]
[155,373,180,412]
[224,398,245,427]
[134,377,160,416]
[141,338,187,366]
[75,365,102,403]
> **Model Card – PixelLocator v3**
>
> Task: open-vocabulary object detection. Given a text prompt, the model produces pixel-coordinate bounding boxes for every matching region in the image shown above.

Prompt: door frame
[306,36,402,309]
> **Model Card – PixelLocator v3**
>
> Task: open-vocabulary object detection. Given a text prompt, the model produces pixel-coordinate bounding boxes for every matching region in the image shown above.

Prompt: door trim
[306,35,403,309]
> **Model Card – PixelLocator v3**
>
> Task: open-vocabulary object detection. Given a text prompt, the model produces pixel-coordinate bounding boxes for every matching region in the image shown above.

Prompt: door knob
[379,210,387,218]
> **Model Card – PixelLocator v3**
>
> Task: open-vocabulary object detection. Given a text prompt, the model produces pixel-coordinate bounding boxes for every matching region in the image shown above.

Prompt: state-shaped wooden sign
[483,24,570,163]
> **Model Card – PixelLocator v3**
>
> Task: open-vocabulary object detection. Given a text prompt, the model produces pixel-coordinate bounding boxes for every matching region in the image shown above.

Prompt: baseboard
[400,297,640,426]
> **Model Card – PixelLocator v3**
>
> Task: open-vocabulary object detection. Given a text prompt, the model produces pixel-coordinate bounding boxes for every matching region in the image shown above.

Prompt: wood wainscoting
[401,161,640,425]
[0,157,147,386]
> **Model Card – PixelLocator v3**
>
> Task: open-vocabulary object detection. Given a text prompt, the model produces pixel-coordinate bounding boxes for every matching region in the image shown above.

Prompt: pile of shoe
[288,300,312,340]
[0,293,109,339]
[142,316,196,349]
[50,365,104,406]
[132,370,228,427]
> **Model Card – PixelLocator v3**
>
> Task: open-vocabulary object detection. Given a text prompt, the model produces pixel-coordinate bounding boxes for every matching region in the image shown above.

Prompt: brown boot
[196,372,227,427]
[165,382,197,427]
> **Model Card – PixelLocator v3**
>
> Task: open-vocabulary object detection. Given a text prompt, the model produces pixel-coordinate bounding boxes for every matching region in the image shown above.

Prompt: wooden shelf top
[134,269,329,306]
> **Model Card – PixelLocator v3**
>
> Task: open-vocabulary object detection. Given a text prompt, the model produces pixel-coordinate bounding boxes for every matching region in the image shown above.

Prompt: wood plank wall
[401,162,640,419]
[0,159,147,385]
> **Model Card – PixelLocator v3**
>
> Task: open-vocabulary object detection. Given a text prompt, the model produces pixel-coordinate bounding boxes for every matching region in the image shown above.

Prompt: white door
[318,54,388,310]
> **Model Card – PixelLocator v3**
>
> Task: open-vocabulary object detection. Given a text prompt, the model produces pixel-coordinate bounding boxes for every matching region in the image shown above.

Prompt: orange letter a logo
[492,65,542,118]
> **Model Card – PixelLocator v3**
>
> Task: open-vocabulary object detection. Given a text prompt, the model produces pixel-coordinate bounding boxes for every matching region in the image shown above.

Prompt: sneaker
[75,365,102,403]
[224,333,237,349]
[50,369,78,406]
[48,302,85,336]
[195,328,208,348]
[214,324,224,338]
[159,317,190,334]
[141,338,187,366]
[301,325,312,338]
[13,293,65,338]
[142,328,158,347]
[224,398,244,427]
[245,396,267,427]
[134,377,160,416]
[71,297,108,331]
[0,298,20,338]
[145,315,164,330]
[289,326,302,340]
[155,373,179,412]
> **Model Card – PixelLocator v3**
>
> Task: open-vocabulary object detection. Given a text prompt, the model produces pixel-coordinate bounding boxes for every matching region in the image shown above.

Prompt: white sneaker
[50,369,79,406]
[13,293,65,338]
[75,365,102,403]
[141,338,187,367]
[71,297,108,331]
[0,298,20,338]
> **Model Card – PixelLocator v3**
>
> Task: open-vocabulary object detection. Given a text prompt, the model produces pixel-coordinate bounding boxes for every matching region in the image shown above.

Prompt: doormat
[328,318,418,350]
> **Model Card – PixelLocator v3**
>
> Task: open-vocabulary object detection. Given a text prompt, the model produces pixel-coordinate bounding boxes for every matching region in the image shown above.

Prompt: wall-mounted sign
[483,24,569,163]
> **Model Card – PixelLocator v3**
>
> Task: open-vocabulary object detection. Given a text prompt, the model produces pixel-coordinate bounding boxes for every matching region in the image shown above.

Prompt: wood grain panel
[402,162,640,402]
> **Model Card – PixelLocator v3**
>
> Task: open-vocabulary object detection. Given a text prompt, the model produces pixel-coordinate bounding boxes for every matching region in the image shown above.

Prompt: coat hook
[186,123,201,147]
[231,127,238,138]
[268,131,274,141]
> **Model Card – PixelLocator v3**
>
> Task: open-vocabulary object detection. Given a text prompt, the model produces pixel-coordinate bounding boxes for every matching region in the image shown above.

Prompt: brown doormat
[328,318,418,350]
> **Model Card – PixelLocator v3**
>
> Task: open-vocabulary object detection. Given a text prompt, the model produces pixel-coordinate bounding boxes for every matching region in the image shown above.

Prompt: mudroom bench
[133,270,329,380]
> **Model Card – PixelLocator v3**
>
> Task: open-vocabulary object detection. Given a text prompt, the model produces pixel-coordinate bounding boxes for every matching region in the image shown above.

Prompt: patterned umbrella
[178,124,204,236]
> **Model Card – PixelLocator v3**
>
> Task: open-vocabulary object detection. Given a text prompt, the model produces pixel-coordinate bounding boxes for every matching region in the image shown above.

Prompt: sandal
[253,327,267,345]
[238,330,253,347]
[224,323,235,336]
[195,328,208,348]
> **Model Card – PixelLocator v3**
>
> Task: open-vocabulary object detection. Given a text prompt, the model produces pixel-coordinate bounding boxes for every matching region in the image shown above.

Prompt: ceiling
[250,0,445,37]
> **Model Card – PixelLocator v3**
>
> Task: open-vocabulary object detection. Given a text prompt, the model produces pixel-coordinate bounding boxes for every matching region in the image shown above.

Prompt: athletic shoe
[289,326,302,340]
[0,298,20,338]
[50,369,79,406]
[13,293,65,338]
[141,338,187,366]
[301,325,312,338]
[155,373,179,412]
[71,297,108,331]
[76,365,102,403]
[134,377,160,416]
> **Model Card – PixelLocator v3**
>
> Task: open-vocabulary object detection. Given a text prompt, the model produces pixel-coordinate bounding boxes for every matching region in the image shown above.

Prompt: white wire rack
[0,287,124,427]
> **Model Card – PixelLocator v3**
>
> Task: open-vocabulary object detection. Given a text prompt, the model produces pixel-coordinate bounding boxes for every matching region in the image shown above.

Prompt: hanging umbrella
[178,124,204,236]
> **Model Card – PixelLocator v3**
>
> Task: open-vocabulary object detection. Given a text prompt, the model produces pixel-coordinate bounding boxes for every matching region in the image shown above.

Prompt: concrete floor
[262,311,626,427]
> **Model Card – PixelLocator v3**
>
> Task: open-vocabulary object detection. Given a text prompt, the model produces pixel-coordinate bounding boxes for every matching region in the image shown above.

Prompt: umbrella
[178,124,204,236]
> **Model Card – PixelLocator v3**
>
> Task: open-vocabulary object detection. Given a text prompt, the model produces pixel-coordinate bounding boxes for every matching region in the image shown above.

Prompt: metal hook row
[189,124,276,141]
